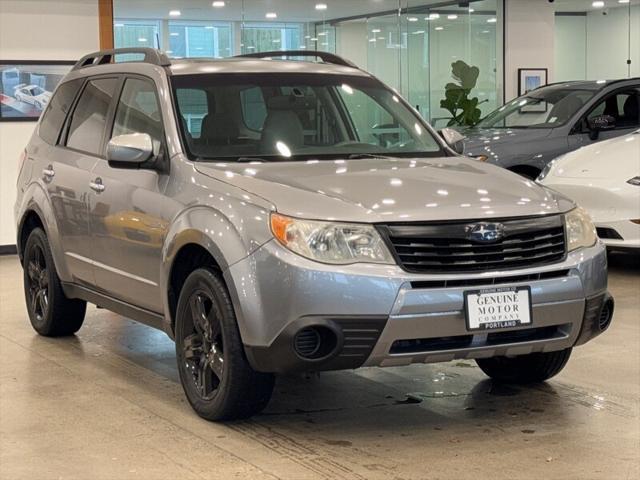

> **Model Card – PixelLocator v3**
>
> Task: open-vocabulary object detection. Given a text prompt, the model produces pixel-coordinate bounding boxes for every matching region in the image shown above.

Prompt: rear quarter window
[38,78,83,145]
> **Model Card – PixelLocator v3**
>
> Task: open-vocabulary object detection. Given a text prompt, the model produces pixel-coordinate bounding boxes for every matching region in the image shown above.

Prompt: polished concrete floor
[0,253,638,480]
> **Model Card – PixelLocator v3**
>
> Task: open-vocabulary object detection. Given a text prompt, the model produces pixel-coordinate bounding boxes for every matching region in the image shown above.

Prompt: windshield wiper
[347,153,390,160]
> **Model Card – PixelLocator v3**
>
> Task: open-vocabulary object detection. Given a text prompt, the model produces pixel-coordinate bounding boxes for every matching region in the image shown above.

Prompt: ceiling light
[212,1,225,7]
[487,17,497,23]
[138,37,147,42]
[427,13,440,20]
[371,28,381,33]
[266,12,277,18]
[592,1,604,7]
[315,3,328,10]
[170,32,179,36]
[318,31,327,36]
[114,23,124,27]
[447,14,458,19]
[169,10,181,16]
[205,25,214,29]
[408,17,418,22]
[618,0,630,3]
[435,26,444,30]
[469,8,475,13]
[413,30,425,34]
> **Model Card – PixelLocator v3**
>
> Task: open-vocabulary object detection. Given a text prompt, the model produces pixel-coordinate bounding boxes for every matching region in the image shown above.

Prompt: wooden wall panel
[98,0,114,50]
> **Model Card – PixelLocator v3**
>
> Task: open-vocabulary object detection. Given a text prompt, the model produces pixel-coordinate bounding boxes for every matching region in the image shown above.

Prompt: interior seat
[260,96,305,154]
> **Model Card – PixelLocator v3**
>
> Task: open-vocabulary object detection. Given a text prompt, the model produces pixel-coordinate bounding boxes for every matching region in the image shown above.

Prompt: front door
[568,87,640,149]
[88,76,170,313]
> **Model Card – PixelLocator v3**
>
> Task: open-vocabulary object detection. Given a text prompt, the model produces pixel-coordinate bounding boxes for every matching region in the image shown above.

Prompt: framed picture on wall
[518,68,548,96]
[0,60,75,122]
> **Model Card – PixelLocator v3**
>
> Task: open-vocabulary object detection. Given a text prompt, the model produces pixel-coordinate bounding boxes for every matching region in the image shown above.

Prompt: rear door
[87,75,169,313]
[42,76,119,287]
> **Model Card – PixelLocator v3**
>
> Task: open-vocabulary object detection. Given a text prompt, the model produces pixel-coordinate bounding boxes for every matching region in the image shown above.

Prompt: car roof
[541,78,640,92]
[168,57,369,77]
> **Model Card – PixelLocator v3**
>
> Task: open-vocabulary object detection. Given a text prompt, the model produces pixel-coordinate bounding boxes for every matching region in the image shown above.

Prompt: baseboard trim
[0,245,17,256]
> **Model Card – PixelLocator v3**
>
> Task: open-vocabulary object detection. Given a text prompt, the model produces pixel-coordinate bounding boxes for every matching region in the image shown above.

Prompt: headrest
[266,94,315,111]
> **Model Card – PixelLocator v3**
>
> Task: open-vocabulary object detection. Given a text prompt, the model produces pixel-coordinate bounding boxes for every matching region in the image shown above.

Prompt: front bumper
[596,219,640,250]
[225,240,610,374]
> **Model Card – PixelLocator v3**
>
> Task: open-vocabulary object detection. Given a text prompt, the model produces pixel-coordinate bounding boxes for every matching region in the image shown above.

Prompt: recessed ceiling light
[114,23,124,27]
[592,1,604,7]
[469,8,475,13]
[212,1,225,7]
[205,25,214,29]
[318,31,328,36]
[169,10,181,16]
[412,30,425,34]
[265,12,277,18]
[618,0,630,3]
[487,17,497,23]
[371,28,381,33]
[447,14,458,19]
[408,17,418,22]
[435,26,444,30]
[170,32,179,36]
[427,13,440,20]
[315,3,328,10]
[138,37,147,42]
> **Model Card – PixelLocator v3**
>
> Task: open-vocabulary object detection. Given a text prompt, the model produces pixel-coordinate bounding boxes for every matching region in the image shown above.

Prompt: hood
[460,127,552,159]
[195,157,573,223]
[548,131,640,179]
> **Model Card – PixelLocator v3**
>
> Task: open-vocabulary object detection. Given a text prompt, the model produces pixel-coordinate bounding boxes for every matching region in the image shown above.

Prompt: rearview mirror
[106,133,154,167]
[439,127,466,154]
[587,114,616,140]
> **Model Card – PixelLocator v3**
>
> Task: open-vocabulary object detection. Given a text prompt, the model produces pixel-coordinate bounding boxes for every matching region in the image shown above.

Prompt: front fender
[160,205,272,331]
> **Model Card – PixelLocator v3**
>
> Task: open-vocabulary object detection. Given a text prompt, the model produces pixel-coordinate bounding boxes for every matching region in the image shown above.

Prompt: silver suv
[15,48,613,420]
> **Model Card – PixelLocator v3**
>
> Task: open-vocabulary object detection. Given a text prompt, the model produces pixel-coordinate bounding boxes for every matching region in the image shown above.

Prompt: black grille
[378,215,566,273]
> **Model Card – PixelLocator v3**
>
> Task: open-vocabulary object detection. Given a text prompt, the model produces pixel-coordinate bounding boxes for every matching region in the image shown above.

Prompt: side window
[240,87,267,131]
[39,79,83,145]
[66,77,119,156]
[587,90,640,129]
[112,77,163,147]
[176,88,208,138]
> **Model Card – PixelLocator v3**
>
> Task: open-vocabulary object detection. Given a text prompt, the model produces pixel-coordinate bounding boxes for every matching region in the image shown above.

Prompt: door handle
[89,178,105,193]
[42,166,54,180]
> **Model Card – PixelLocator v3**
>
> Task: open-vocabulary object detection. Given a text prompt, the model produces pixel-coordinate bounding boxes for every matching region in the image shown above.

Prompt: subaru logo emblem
[467,223,504,243]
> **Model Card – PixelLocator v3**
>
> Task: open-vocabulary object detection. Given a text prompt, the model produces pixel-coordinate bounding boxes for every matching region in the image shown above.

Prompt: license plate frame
[464,286,533,332]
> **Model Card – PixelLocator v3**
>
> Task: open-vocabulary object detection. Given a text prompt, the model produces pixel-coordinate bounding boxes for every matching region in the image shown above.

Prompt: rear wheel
[23,227,86,336]
[175,268,274,421]
[476,348,572,384]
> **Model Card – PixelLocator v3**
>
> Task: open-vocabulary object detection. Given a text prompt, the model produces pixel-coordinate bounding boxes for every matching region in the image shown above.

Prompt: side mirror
[439,127,466,154]
[587,114,616,140]
[106,133,154,167]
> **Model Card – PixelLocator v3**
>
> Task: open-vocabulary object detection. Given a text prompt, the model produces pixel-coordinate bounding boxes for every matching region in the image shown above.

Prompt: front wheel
[476,348,572,384]
[175,268,275,421]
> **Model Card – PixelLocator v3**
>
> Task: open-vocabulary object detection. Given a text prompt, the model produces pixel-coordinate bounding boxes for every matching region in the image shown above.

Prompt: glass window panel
[112,78,163,147]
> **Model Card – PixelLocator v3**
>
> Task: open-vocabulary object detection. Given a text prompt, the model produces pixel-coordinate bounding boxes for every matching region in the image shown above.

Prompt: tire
[23,227,86,336]
[476,348,572,384]
[175,267,275,421]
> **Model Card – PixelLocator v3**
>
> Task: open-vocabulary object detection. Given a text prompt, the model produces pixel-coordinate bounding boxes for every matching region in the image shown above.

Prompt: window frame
[572,86,640,134]
[60,74,123,159]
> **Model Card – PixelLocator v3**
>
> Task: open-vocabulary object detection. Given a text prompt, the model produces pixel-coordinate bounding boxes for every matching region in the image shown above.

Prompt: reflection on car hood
[460,127,552,157]
[195,157,573,222]
[549,131,640,179]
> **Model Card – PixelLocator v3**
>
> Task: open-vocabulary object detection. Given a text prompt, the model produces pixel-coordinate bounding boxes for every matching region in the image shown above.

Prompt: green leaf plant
[440,60,487,127]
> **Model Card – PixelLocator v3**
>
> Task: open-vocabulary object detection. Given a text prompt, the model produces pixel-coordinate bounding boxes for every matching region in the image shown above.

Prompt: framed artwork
[518,68,548,96]
[0,60,75,122]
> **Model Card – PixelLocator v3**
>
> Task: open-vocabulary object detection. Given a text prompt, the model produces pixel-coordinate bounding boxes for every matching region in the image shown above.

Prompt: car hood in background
[548,131,640,179]
[195,157,573,223]
[459,127,553,162]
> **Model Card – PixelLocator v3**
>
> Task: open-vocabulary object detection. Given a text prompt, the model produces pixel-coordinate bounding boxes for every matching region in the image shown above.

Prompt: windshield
[171,72,444,161]
[478,86,596,129]
[29,86,45,96]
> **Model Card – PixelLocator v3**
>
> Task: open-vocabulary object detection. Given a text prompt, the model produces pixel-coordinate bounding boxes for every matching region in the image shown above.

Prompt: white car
[13,84,52,110]
[539,130,640,251]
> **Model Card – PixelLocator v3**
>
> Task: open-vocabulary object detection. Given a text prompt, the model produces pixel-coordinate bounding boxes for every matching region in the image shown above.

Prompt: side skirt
[62,282,168,334]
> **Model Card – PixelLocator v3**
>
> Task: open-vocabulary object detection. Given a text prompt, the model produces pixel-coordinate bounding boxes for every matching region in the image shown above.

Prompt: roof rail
[235,50,358,69]
[72,48,171,71]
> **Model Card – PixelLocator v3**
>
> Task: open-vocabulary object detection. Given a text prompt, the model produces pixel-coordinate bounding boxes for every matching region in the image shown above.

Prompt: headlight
[270,213,394,265]
[537,156,562,182]
[565,207,597,252]
[627,176,640,186]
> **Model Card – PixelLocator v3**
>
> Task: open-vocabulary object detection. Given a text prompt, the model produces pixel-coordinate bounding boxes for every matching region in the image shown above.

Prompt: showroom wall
[555,4,640,82]
[0,0,100,246]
